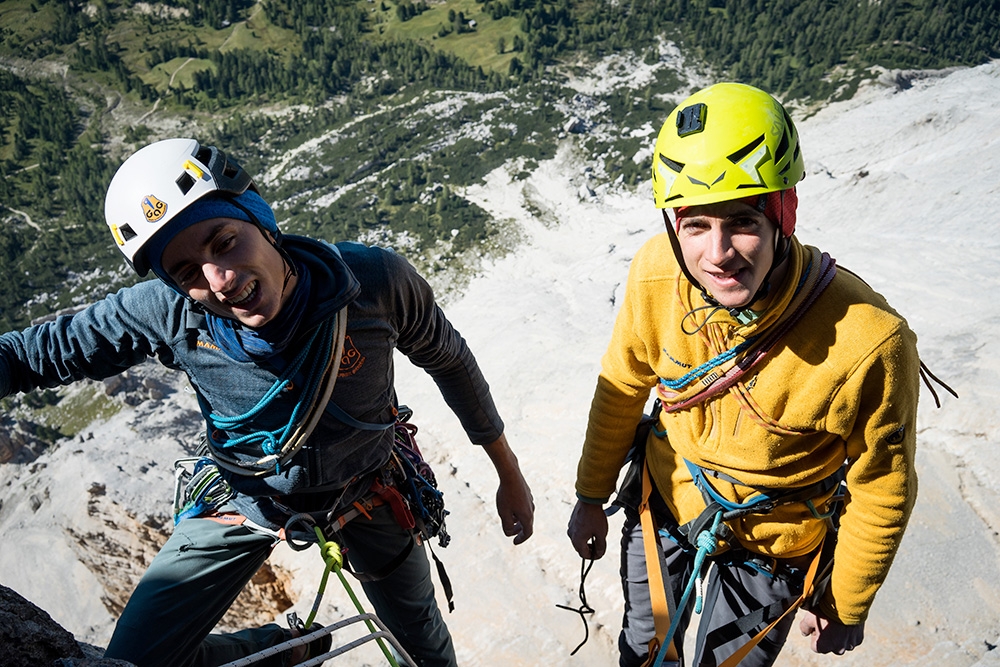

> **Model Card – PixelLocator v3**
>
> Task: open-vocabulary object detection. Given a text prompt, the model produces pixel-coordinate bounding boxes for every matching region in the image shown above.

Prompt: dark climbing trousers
[617,498,808,667]
[104,502,456,667]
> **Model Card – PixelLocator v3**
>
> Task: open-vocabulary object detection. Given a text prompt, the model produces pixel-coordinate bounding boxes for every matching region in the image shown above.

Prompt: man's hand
[567,499,608,560]
[483,434,534,545]
[799,609,865,655]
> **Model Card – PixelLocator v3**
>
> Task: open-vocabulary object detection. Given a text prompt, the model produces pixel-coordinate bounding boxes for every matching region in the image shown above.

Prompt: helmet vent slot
[118,224,137,242]
[775,108,796,162]
[659,153,685,173]
[176,171,196,195]
[775,129,790,162]
[727,134,765,165]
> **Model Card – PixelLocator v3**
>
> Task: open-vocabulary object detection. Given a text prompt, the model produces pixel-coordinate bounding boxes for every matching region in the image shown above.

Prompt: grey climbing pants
[618,501,806,667]
[104,502,456,667]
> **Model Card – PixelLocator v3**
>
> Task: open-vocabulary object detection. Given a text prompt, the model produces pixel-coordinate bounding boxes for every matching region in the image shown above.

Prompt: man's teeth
[229,281,256,305]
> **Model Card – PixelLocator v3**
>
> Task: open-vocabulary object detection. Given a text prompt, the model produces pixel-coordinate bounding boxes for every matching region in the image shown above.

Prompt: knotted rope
[288,513,402,667]
[652,510,724,667]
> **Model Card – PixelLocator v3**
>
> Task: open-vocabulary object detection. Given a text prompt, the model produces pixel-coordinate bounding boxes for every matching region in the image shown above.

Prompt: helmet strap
[226,196,300,305]
[226,196,299,278]
[663,209,705,294]
[748,189,792,310]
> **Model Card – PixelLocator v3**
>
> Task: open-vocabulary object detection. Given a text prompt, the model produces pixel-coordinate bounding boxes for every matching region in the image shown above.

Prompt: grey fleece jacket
[0,236,503,528]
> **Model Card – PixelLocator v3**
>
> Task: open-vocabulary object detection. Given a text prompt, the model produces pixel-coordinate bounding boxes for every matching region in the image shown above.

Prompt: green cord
[311,525,401,667]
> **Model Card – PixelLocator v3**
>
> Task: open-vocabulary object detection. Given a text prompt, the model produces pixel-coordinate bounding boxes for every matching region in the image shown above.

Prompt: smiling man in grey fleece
[0,138,534,667]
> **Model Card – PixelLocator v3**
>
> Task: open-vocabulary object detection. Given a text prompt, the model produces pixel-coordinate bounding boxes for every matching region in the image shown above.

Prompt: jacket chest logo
[339,335,365,377]
[663,348,692,369]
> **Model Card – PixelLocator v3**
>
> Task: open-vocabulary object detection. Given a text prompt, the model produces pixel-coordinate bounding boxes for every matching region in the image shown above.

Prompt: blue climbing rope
[652,510,724,667]
[658,337,757,392]
[660,252,820,395]
[198,320,335,464]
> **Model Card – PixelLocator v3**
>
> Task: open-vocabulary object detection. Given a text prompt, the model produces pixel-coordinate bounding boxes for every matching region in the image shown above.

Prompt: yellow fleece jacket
[576,233,919,625]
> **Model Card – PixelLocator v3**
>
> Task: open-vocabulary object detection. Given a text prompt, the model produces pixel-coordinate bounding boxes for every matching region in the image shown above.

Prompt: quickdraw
[386,407,450,548]
[172,456,235,525]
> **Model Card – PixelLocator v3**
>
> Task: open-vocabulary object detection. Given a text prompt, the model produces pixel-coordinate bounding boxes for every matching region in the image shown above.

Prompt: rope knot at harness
[317,534,344,572]
[695,523,722,553]
[289,515,403,667]
[653,509,724,667]
[692,510,723,614]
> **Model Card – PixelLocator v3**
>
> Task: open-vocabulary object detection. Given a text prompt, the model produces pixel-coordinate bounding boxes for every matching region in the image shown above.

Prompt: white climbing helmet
[104,138,256,276]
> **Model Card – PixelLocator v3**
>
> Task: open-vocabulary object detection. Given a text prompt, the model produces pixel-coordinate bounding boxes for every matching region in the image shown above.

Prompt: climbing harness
[680,459,846,537]
[640,461,833,667]
[172,402,456,605]
[609,398,844,667]
[217,513,415,667]
[639,443,843,667]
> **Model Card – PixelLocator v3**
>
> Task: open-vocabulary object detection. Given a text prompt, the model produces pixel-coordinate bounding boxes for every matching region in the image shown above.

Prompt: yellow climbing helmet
[651,83,805,210]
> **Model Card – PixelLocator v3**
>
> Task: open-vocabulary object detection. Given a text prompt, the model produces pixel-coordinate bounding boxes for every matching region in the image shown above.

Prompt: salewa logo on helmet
[664,137,772,194]
[142,195,167,223]
[654,160,680,198]
[732,138,771,189]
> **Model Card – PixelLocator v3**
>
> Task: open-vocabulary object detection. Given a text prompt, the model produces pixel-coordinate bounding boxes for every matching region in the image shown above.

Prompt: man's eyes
[174,234,238,286]
[177,267,199,287]
[730,216,760,230]
[678,217,760,235]
[679,220,709,233]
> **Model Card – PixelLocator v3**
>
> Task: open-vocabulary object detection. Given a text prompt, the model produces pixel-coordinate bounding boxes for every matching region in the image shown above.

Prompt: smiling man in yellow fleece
[567,83,920,667]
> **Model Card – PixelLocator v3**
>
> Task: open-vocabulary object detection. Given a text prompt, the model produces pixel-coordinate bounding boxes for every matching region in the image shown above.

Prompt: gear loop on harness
[284,512,321,552]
